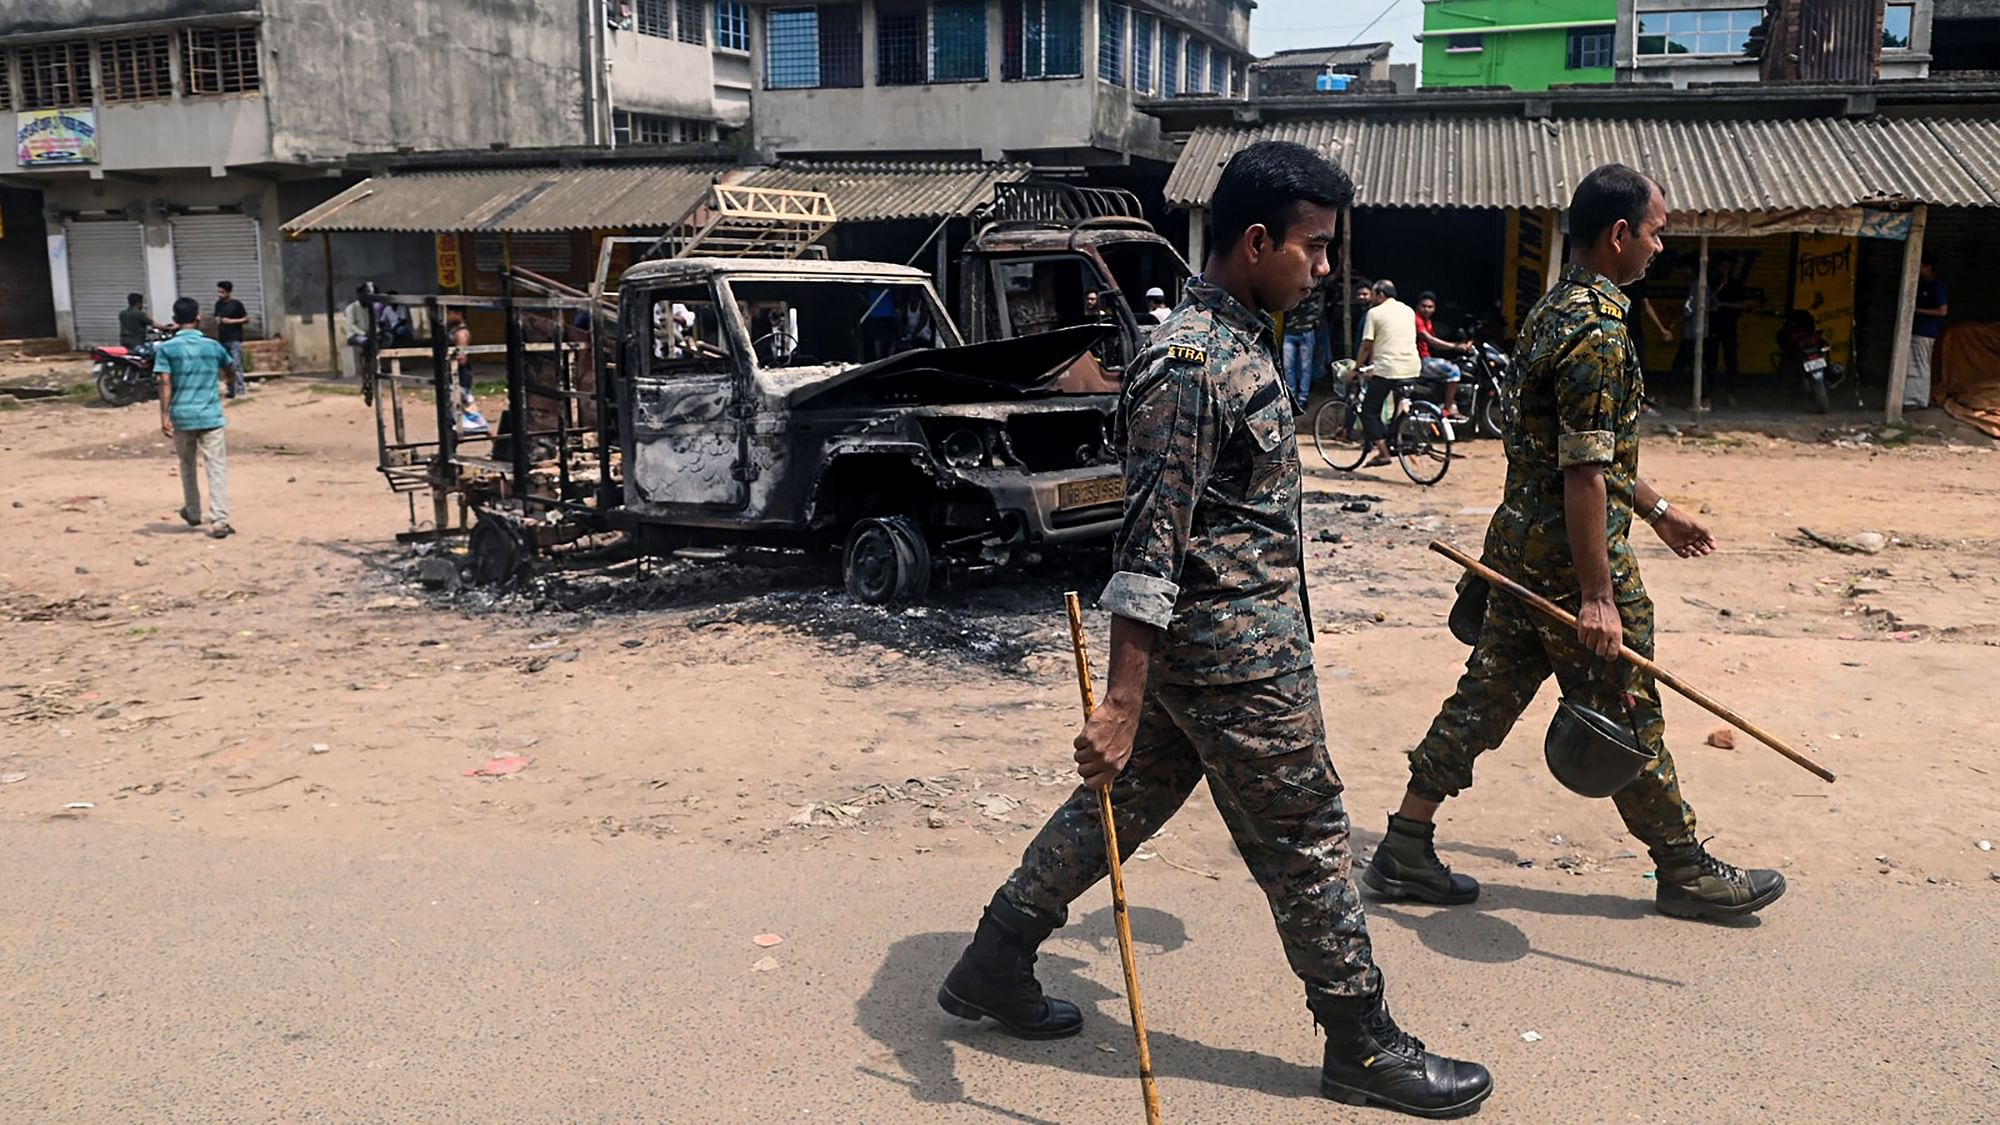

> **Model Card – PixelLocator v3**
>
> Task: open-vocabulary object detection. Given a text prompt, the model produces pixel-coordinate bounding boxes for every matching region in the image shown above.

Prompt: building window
[1883,3,1915,50]
[18,42,93,110]
[765,5,862,88]
[1002,0,1083,80]
[1636,9,1760,57]
[99,34,176,102]
[1098,3,1125,86]
[1444,33,1484,53]
[1185,38,1207,93]
[1131,12,1155,94]
[1160,27,1180,94]
[716,0,750,50]
[932,0,988,81]
[676,0,707,44]
[636,0,675,37]
[878,0,927,84]
[0,55,11,112]
[615,111,716,144]
[1209,50,1227,95]
[1566,26,1613,69]
[182,26,261,95]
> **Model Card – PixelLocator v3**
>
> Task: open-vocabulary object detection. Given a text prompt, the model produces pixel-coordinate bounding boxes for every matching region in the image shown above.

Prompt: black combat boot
[1652,840,1786,919]
[1363,814,1480,905]
[1313,992,1493,1119]
[937,894,1083,1040]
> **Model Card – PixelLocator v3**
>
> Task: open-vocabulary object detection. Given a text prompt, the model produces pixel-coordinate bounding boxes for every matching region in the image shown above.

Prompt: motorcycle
[92,329,169,407]
[1458,337,1512,439]
[1776,310,1860,414]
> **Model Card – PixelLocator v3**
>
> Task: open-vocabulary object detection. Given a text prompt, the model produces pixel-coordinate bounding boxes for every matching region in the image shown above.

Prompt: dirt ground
[2,372,1997,1122]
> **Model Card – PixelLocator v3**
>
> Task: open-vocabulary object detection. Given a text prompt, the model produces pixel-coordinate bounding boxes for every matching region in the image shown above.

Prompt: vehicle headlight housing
[940,428,987,469]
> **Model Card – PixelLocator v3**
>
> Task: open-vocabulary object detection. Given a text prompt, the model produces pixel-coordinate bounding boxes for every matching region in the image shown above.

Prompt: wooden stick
[1064,592,1164,1125]
[1428,541,1836,784]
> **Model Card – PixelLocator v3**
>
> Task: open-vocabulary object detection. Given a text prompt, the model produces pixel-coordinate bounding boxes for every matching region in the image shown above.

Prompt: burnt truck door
[979,254,1135,374]
[623,281,752,511]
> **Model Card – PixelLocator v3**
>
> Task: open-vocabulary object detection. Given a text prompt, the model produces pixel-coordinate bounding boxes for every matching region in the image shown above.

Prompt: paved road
[3,821,1993,1123]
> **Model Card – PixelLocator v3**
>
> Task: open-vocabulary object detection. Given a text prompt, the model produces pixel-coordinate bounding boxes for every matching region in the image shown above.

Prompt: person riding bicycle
[1355,279,1422,467]
[1415,291,1474,422]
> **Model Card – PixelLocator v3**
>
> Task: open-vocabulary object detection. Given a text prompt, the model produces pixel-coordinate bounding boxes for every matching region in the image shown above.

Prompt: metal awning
[1162,115,2000,213]
[282,164,732,234]
[284,160,1032,235]
[732,161,1032,222]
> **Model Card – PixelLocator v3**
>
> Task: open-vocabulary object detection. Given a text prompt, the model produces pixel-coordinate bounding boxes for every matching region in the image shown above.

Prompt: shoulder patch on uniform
[1166,344,1207,363]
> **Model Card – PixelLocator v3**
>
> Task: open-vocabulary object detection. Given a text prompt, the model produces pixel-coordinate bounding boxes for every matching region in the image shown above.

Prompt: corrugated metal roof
[731,161,1032,222]
[1252,43,1393,70]
[1162,116,2000,212]
[283,164,731,233]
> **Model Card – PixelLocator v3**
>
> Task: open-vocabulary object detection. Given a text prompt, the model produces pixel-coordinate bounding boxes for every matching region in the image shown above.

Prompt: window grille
[1131,13,1154,94]
[100,35,175,102]
[1098,3,1125,85]
[18,42,93,109]
[878,0,927,85]
[182,26,260,95]
[716,1,750,51]
[932,0,988,81]
[676,0,707,44]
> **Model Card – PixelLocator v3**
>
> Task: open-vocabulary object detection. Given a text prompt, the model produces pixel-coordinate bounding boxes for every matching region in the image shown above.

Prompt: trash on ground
[466,755,531,778]
[1520,1030,1543,1043]
[752,933,784,948]
[64,801,94,810]
[751,956,779,972]
[1705,727,1737,750]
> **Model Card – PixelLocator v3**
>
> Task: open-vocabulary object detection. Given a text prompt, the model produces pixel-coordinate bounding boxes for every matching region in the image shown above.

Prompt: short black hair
[1920,251,1936,267]
[1372,279,1397,299]
[1417,290,1438,304]
[1208,141,1354,254]
[172,297,201,324]
[216,280,234,292]
[1570,163,1661,249]
[127,292,144,307]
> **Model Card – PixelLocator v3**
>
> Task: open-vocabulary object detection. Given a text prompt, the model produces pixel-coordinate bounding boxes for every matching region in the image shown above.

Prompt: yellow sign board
[1792,233,1856,368]
[435,233,462,290]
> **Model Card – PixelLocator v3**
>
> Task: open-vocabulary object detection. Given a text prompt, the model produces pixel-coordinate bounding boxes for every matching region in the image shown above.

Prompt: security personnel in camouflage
[1364,163,1787,921]
[936,142,1493,1120]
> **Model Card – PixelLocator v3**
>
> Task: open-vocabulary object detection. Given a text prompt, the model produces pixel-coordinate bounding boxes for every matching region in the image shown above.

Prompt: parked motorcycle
[92,329,169,407]
[1776,310,1860,414]
[1459,337,1512,438]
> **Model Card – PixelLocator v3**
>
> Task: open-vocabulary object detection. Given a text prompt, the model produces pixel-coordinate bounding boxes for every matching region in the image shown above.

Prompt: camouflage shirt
[1281,279,1326,337]
[1483,265,1646,603]
[1099,278,1313,686]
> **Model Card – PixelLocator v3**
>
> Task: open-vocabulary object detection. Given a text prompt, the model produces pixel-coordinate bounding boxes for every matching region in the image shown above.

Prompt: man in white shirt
[1356,279,1421,466]
[1144,287,1171,324]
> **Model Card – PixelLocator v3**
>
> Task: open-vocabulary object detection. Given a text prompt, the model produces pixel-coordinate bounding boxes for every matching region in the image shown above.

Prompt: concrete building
[1614,0,1932,86]
[1419,0,1617,89]
[1932,0,2000,73]
[743,0,1253,166]
[1249,43,1393,97]
[0,0,751,361]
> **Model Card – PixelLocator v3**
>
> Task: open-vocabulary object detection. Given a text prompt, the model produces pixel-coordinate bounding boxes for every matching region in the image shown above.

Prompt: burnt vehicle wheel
[844,516,931,605]
[468,514,529,586]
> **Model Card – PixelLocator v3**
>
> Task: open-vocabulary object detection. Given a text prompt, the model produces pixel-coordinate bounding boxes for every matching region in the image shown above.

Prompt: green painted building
[1420,0,1617,90]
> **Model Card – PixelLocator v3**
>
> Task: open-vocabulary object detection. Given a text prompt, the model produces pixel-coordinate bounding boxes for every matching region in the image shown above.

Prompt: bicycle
[1311,363,1455,486]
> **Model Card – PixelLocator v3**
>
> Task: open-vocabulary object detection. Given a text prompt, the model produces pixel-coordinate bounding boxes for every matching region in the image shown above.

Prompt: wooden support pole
[1884,204,1928,422]
[1692,232,1710,423]
[1188,206,1207,274]
[1340,203,1354,357]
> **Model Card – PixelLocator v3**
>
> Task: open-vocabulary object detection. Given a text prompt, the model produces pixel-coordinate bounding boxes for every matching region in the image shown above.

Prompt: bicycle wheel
[1312,397,1369,472]
[1396,402,1453,486]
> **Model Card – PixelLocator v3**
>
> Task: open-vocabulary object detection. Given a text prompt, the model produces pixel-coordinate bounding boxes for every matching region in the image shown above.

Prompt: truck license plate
[1058,476,1125,510]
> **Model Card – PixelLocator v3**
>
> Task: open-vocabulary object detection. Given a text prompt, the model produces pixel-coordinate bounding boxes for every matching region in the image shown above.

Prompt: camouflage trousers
[1407,583,1700,857]
[1000,667,1382,1002]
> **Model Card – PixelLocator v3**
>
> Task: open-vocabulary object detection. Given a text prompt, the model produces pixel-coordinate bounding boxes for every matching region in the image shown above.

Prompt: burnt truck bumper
[957,466,1125,546]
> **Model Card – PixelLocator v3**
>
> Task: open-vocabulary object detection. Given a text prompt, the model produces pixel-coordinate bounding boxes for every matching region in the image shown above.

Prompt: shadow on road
[855,906,1319,1120]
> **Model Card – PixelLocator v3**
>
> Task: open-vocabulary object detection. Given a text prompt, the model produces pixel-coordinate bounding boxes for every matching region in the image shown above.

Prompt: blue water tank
[1316,72,1352,92]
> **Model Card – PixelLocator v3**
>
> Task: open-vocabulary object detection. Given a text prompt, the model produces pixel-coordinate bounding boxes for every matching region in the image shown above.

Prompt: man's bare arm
[1074,615,1159,790]
[1634,477,1716,558]
[1562,464,1621,660]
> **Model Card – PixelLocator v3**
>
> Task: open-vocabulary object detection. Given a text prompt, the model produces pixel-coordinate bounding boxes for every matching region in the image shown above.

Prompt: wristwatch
[1640,496,1670,524]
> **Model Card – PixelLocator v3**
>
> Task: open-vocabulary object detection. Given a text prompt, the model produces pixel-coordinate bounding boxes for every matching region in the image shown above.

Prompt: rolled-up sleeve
[1099,360,1226,629]
[1554,326,1626,469]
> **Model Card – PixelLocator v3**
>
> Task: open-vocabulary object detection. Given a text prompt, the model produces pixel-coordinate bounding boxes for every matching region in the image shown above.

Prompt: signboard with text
[16,109,98,166]
[435,233,462,290]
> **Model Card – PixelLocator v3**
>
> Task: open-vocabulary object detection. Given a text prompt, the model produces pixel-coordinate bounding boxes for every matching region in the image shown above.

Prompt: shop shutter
[171,213,264,336]
[65,221,147,348]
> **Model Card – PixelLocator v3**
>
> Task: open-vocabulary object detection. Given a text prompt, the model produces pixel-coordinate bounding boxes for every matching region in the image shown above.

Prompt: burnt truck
[614,257,1127,601]
[956,182,1192,391]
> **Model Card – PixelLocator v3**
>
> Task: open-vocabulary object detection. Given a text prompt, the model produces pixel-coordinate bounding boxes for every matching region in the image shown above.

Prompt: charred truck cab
[959,182,1192,391]
[616,258,1124,602]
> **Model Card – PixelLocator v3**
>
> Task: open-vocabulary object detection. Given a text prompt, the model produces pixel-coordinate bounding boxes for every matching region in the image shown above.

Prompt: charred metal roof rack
[981,182,1152,233]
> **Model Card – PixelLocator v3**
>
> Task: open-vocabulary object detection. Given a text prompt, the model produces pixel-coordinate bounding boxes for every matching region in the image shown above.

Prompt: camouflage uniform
[998,278,1382,1003]
[1406,266,1699,856]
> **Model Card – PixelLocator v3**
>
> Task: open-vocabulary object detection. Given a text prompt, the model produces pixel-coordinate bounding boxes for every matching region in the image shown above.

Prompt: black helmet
[1544,699,1654,798]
